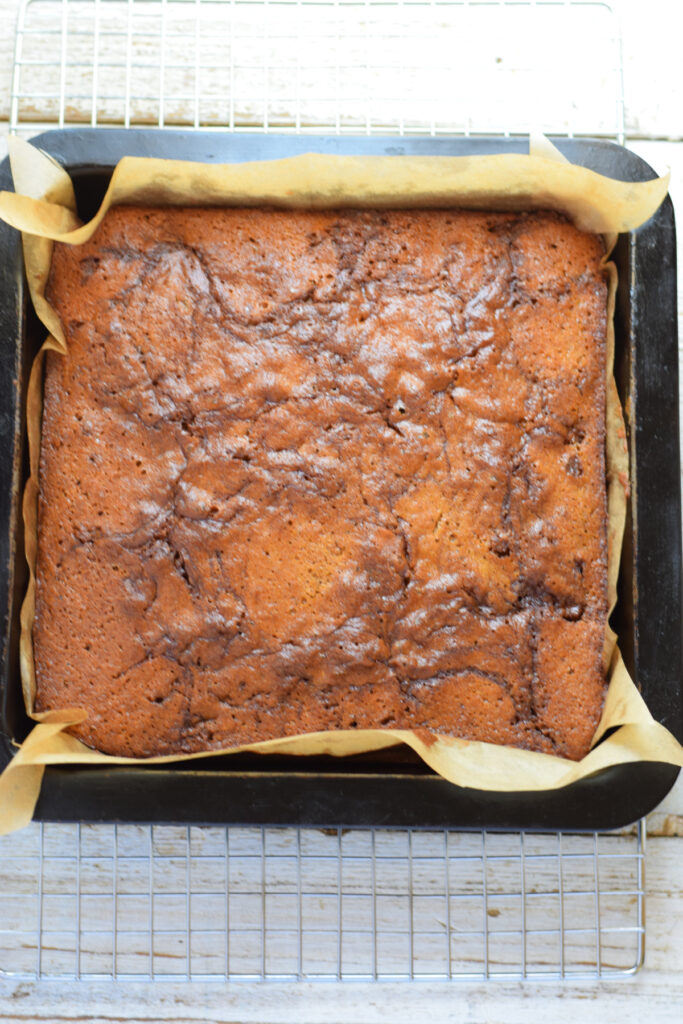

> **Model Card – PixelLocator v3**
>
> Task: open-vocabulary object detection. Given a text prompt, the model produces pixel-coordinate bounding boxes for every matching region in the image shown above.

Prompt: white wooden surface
[0,0,682,1020]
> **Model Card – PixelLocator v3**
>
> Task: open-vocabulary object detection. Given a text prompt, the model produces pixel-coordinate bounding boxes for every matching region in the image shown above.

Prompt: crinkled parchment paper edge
[0,136,680,835]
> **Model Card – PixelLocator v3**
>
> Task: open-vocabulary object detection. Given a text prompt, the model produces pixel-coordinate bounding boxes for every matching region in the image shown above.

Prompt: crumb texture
[35,207,608,760]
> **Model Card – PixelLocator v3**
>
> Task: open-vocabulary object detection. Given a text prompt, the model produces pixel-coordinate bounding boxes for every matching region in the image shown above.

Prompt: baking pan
[0,130,680,831]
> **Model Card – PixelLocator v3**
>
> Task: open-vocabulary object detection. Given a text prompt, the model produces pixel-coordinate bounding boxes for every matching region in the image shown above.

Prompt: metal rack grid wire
[3,0,642,986]
[10,0,625,140]
[0,822,646,981]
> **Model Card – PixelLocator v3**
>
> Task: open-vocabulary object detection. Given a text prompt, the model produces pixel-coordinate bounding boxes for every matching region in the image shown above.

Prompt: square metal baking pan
[0,129,680,831]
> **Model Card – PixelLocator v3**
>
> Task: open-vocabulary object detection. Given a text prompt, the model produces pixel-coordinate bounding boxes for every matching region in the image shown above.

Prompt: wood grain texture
[0,3,13,124]
[0,885,681,1024]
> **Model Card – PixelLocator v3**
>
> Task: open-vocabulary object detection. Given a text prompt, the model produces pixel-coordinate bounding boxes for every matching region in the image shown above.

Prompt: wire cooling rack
[3,0,643,986]
[10,0,625,139]
[0,822,645,981]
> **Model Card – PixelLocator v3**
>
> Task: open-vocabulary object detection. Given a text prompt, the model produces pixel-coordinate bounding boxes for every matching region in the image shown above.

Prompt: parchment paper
[0,135,681,836]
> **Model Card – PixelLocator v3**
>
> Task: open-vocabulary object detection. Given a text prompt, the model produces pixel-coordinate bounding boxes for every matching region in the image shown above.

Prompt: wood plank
[621,0,683,141]
[0,830,676,1019]
[0,0,15,124]
[0,0,629,137]
[0,0,677,138]
[1,970,683,1022]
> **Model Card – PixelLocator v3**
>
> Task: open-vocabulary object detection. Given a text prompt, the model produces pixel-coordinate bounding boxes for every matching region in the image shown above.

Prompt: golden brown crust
[34,207,608,760]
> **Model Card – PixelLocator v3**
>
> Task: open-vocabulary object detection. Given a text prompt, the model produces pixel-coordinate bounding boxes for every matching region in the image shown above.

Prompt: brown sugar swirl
[34,206,608,760]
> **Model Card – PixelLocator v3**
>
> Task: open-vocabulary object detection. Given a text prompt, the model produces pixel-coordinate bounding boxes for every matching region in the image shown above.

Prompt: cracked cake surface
[34,206,608,760]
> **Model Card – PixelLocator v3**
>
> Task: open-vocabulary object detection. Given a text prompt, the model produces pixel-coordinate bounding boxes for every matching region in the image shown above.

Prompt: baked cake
[34,206,608,760]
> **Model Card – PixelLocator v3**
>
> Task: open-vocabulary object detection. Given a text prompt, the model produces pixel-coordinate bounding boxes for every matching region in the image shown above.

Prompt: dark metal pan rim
[0,128,679,830]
